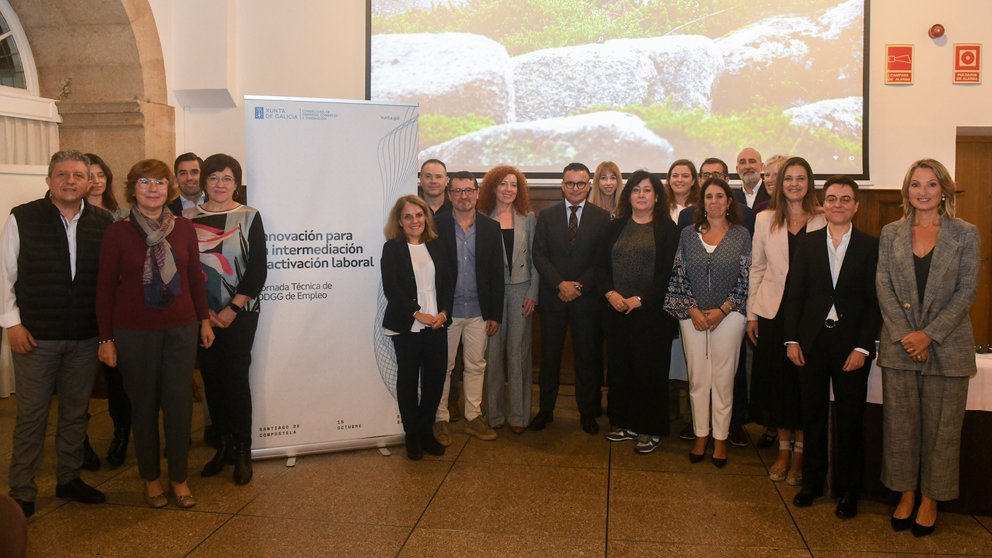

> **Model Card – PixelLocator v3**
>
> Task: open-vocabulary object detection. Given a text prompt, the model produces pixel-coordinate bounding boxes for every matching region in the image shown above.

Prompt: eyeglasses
[449,188,478,197]
[207,175,237,185]
[136,178,168,189]
[562,181,589,190]
[824,195,856,205]
[699,172,725,180]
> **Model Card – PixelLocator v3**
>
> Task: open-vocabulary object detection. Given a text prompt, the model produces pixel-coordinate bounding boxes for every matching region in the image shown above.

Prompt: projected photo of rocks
[371,0,865,175]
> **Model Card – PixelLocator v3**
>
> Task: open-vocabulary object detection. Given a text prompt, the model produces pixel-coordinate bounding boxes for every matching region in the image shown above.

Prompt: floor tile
[456,417,609,469]
[608,541,812,557]
[420,461,608,538]
[27,502,228,557]
[401,528,603,557]
[188,515,410,557]
[609,470,804,548]
[239,448,451,527]
[609,434,768,476]
[790,496,992,555]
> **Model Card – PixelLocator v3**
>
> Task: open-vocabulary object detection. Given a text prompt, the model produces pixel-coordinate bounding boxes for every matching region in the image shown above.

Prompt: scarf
[130,208,181,308]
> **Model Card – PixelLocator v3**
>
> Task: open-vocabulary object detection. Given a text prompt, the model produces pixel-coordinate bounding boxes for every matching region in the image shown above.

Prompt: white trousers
[679,312,746,440]
[437,316,488,422]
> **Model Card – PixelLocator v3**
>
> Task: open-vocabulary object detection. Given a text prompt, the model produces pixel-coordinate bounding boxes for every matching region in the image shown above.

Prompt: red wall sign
[953,43,982,84]
[886,44,913,84]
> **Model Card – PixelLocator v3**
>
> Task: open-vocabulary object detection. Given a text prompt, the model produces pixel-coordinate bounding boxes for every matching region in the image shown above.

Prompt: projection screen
[369,0,868,178]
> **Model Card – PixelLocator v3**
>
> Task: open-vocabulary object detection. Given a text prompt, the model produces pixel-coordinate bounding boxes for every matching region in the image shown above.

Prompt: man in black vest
[2,150,113,518]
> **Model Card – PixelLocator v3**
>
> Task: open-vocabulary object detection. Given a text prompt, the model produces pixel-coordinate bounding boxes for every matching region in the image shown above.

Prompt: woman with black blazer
[877,159,979,537]
[597,170,679,454]
[380,195,454,460]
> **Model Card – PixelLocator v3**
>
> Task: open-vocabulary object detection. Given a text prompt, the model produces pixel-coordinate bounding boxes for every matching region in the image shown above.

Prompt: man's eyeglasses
[699,172,724,180]
[824,195,856,205]
[563,181,589,190]
[449,188,478,197]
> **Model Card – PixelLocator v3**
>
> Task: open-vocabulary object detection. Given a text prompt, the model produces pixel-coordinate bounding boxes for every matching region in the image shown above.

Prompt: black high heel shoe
[911,519,936,537]
[890,514,913,532]
[688,452,704,464]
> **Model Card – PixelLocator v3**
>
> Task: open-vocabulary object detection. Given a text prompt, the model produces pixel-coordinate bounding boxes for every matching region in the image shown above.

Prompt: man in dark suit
[169,152,204,216]
[531,162,611,434]
[784,175,880,518]
[432,171,504,445]
[732,147,770,209]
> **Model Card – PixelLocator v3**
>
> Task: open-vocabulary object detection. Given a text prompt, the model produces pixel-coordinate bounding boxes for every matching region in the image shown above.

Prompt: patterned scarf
[130,208,181,308]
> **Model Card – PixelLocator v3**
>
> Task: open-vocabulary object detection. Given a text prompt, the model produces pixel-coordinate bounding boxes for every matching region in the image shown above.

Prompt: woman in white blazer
[747,156,826,486]
[478,166,540,433]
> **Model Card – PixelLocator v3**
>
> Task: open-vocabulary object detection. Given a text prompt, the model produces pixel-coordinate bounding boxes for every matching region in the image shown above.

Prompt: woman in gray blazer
[876,159,979,537]
[478,166,539,433]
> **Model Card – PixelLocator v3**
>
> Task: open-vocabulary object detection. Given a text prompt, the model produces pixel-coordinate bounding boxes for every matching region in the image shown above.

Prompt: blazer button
[902,303,911,310]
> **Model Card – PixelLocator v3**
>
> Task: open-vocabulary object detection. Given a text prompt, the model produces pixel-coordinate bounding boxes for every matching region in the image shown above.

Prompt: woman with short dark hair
[186,154,267,485]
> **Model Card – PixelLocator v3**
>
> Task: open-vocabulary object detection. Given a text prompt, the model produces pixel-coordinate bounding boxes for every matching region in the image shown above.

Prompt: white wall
[148,0,992,188]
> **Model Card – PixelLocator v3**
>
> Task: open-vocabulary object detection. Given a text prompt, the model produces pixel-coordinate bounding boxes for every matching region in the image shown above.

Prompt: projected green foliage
[419,113,496,147]
[586,103,860,163]
[374,0,841,56]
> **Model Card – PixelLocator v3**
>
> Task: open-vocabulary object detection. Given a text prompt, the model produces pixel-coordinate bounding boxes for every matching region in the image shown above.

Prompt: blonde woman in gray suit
[877,159,979,537]
[478,166,539,433]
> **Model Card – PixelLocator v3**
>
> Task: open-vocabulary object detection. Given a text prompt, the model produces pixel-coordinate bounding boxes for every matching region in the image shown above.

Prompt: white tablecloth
[866,353,992,411]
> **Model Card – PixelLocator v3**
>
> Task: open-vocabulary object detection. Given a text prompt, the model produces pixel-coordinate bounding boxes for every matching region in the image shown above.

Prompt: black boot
[200,435,231,477]
[82,435,101,471]
[233,442,253,485]
[105,427,129,468]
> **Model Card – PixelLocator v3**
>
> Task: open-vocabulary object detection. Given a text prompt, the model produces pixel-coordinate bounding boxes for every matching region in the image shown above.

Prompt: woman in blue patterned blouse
[664,178,750,468]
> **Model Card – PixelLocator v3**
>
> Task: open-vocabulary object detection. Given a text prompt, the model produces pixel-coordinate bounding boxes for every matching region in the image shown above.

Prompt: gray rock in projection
[605,35,724,111]
[419,111,674,167]
[784,96,863,137]
[371,32,513,123]
[512,43,657,121]
[713,0,864,112]
[372,0,469,18]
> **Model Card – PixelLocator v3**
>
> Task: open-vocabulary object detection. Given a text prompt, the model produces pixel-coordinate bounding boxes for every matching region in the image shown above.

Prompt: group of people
[381,150,978,536]
[3,150,267,517]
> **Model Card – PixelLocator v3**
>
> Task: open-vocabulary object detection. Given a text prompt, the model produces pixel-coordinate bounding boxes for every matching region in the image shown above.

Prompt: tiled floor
[2,389,991,557]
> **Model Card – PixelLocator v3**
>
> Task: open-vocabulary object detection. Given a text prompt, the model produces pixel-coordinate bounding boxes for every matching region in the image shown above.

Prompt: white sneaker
[605,428,638,442]
[634,435,662,454]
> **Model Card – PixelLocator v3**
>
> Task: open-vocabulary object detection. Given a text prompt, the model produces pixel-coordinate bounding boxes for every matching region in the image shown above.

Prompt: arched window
[0,0,36,95]
[0,0,58,167]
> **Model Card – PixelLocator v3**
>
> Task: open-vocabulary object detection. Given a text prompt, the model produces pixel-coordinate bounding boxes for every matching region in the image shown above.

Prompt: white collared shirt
[826,224,869,355]
[565,199,587,227]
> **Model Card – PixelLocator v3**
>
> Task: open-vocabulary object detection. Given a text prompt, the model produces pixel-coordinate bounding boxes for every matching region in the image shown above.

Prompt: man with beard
[169,152,204,216]
[733,148,769,209]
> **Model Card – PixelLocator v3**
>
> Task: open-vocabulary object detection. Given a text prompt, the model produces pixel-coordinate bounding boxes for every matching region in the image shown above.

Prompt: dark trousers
[605,312,672,436]
[799,326,870,493]
[392,328,447,435]
[9,339,98,501]
[538,296,601,418]
[102,363,131,433]
[116,324,198,483]
[199,312,258,446]
[730,338,750,428]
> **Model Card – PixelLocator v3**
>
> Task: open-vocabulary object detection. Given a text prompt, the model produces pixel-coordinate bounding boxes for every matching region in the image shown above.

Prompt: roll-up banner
[244,96,418,458]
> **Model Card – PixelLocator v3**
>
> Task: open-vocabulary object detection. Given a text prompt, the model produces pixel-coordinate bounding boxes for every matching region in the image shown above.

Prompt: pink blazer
[747,209,826,320]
